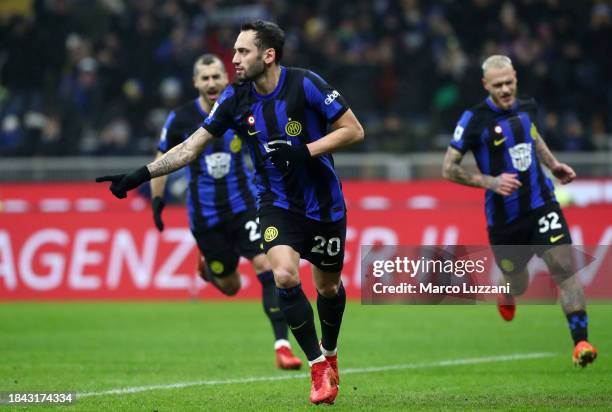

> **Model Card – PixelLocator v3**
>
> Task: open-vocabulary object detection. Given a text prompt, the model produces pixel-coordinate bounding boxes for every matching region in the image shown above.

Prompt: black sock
[566,310,588,345]
[277,284,321,361]
[317,282,346,352]
[257,271,288,341]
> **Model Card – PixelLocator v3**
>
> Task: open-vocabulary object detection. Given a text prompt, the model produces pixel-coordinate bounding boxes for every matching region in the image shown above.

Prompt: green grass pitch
[1,301,611,411]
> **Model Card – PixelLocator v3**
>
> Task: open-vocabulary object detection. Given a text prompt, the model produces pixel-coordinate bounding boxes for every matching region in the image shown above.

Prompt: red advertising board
[0,181,610,300]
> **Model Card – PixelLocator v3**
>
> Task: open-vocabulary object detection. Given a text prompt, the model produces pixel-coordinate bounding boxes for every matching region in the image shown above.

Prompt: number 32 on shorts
[311,236,341,256]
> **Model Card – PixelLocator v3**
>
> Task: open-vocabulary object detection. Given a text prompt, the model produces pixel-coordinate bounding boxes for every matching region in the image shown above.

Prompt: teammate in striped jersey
[442,55,597,367]
[151,54,301,370]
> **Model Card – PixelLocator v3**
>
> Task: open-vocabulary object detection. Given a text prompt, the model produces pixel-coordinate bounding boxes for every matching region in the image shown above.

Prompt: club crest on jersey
[508,143,532,172]
[285,119,302,136]
[530,122,539,140]
[205,152,232,179]
[230,135,242,153]
[247,115,256,126]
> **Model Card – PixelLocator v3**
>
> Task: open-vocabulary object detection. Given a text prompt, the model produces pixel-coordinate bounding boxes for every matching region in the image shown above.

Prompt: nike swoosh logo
[289,320,307,330]
[550,234,565,243]
[322,319,337,327]
[493,137,507,146]
[320,261,337,266]
[269,307,281,313]
[247,130,260,136]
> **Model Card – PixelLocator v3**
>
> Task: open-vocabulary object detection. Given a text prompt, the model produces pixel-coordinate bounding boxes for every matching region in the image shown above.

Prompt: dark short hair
[240,20,285,63]
[193,53,225,76]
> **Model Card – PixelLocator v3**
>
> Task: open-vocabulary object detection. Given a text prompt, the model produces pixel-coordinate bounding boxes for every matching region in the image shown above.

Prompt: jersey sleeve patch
[157,111,176,153]
[449,110,474,152]
[303,72,349,122]
[203,85,236,138]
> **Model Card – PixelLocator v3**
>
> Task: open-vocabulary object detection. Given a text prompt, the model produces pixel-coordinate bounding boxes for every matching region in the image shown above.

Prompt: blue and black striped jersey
[158,99,256,230]
[203,66,349,222]
[450,97,556,227]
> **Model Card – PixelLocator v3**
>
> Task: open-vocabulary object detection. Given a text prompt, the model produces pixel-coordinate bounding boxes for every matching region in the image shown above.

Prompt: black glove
[151,196,165,232]
[95,166,151,199]
[263,143,311,170]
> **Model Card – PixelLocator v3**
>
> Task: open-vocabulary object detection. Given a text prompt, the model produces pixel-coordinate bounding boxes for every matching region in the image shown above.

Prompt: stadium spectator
[1,0,610,155]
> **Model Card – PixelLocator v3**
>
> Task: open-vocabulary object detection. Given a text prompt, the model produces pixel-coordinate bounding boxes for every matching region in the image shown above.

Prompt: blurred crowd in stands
[1,0,610,157]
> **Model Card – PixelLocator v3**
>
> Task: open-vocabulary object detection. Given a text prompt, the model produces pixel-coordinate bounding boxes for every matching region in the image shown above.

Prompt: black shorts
[191,210,262,277]
[259,207,347,272]
[488,203,572,274]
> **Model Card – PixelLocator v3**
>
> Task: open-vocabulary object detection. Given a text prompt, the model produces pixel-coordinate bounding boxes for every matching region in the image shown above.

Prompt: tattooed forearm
[442,147,495,189]
[150,152,169,197]
[148,141,193,177]
[534,135,558,170]
[444,163,494,188]
[146,127,213,178]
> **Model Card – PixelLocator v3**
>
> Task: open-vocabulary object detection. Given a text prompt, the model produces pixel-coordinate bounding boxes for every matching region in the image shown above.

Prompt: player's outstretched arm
[442,147,521,196]
[148,127,213,177]
[306,109,365,157]
[96,127,214,199]
[533,134,576,184]
[150,152,168,231]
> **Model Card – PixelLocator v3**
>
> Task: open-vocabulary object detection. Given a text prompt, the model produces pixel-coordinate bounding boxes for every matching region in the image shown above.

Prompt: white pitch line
[77,352,555,399]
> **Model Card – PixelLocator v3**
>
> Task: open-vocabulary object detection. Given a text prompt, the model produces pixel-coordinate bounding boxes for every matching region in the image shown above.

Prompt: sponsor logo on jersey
[508,142,532,172]
[324,90,340,105]
[205,152,232,179]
